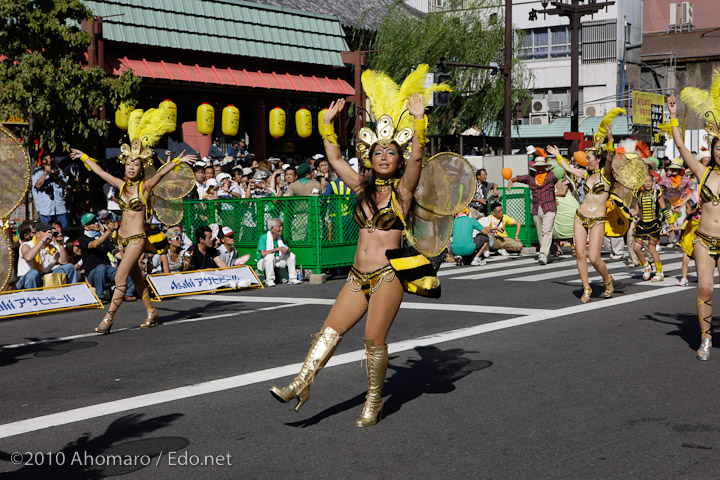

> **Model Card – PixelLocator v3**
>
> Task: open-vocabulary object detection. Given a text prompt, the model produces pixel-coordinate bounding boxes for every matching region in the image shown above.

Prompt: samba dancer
[70,111,196,334]
[270,66,450,427]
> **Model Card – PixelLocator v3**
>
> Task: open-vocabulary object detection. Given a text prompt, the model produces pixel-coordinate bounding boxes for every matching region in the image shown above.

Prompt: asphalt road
[1,248,718,480]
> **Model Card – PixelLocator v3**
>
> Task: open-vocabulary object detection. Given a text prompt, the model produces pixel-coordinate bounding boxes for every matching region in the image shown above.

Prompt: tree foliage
[368,0,530,135]
[0,0,139,153]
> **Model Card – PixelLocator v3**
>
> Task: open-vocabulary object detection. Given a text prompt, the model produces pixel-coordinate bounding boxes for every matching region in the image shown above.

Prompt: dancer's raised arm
[321,98,362,191]
[397,93,426,211]
[70,148,123,189]
[668,95,704,178]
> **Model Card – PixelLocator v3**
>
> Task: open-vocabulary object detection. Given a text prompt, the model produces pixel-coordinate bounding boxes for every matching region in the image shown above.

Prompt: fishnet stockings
[324,274,404,345]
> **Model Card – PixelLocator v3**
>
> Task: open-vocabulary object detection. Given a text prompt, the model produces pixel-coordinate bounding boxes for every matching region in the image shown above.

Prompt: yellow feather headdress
[680,68,720,144]
[119,108,176,167]
[588,107,626,151]
[357,64,451,161]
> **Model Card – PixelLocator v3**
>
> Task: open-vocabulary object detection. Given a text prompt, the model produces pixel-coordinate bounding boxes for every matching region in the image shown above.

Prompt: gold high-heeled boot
[270,326,341,411]
[355,339,388,428]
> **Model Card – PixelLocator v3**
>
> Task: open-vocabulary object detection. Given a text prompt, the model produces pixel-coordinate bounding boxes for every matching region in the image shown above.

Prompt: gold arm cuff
[669,118,679,127]
[172,157,181,166]
[414,118,427,147]
[322,123,339,147]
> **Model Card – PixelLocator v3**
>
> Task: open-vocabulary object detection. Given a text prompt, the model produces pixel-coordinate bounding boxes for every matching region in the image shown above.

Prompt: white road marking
[0,283,691,440]
[448,260,572,280]
[570,261,685,284]
[438,257,539,276]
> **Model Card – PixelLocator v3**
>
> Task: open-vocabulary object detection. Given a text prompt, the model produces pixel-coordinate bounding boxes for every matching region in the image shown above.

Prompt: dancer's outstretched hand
[546,145,560,157]
[407,93,425,119]
[667,94,678,116]
[176,150,197,165]
[324,99,345,125]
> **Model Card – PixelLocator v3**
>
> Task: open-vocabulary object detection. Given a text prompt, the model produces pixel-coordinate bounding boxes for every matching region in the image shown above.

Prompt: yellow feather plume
[681,86,715,119]
[127,109,144,140]
[362,64,452,131]
[134,108,176,148]
[595,107,626,145]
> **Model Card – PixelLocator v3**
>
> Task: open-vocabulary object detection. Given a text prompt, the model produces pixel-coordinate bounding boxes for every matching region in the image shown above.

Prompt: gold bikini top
[118,181,148,212]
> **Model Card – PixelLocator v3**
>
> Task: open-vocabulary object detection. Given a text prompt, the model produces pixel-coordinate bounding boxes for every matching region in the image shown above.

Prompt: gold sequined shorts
[694,230,720,259]
[113,232,147,253]
[575,210,607,230]
[347,265,396,299]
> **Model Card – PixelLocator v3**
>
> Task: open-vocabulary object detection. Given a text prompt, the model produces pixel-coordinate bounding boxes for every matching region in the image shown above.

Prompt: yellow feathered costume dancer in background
[681,69,720,145]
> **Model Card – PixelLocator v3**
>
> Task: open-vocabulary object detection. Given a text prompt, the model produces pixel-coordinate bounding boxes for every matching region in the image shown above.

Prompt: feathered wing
[135,108,176,148]
[595,107,626,144]
[681,87,714,118]
[711,68,720,119]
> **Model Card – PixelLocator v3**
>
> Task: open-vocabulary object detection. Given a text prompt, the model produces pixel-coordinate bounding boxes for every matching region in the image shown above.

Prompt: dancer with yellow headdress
[668,69,720,360]
[269,65,461,427]
[548,109,622,303]
[70,109,196,334]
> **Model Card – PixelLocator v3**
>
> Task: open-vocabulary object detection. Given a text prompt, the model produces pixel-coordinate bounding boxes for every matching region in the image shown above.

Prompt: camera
[51,231,60,237]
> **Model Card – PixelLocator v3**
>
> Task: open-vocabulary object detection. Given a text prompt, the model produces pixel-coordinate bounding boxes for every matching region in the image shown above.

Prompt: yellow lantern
[318,109,328,137]
[158,99,177,133]
[197,103,214,135]
[222,105,240,136]
[128,109,144,137]
[269,107,286,139]
[296,108,312,138]
[115,102,132,130]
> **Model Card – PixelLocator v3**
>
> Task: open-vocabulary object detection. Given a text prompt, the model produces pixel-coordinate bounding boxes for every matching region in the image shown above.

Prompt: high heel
[580,287,592,303]
[140,309,159,328]
[697,337,712,361]
[603,276,614,298]
[355,339,388,428]
[95,314,114,334]
[642,265,652,281]
[269,326,341,411]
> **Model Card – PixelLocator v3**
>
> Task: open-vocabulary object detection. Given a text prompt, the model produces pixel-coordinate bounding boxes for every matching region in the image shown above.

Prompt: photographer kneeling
[16,222,77,289]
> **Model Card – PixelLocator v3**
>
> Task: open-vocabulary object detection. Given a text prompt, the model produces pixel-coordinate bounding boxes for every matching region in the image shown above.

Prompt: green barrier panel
[498,187,538,247]
[182,195,359,274]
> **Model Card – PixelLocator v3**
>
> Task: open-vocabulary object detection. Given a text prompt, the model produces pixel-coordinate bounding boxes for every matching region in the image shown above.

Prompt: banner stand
[0,282,103,319]
[146,265,263,301]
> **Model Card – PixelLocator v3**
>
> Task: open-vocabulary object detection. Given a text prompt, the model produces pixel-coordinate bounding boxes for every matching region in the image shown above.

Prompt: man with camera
[15,221,77,290]
[250,171,275,198]
[78,212,137,302]
[31,153,69,228]
[283,163,321,196]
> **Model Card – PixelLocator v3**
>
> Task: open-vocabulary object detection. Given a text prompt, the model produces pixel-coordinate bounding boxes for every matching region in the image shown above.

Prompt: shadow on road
[0,413,187,479]
[642,311,701,350]
[0,340,98,367]
[285,345,492,428]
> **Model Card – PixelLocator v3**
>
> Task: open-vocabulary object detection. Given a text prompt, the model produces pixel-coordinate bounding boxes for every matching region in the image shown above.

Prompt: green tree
[0,0,139,153]
[368,0,530,136]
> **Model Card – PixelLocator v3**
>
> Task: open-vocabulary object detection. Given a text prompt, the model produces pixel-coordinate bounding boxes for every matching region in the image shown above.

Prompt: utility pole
[538,1,614,133]
[503,0,512,154]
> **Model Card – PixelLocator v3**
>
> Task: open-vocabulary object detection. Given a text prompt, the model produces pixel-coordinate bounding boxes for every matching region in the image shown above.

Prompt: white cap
[193,161,208,168]
[206,178,218,187]
[312,154,324,160]
[525,145,536,155]
[216,173,231,183]
[221,226,234,237]
[242,167,252,175]
[282,163,290,170]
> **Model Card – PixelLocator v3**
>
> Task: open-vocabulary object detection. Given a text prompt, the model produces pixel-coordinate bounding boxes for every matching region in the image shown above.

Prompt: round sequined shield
[153,195,184,226]
[0,230,11,291]
[0,126,31,220]
[414,152,476,216]
[613,154,647,191]
[153,163,195,200]
[409,205,454,258]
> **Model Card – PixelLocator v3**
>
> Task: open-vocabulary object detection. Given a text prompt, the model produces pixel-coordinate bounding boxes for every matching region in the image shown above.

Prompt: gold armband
[322,123,339,148]
[556,153,566,164]
[414,118,427,147]
[669,118,679,127]
[604,140,614,154]
[172,157,181,166]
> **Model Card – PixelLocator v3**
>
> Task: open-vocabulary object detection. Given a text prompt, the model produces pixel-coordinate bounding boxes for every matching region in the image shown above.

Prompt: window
[520,27,574,60]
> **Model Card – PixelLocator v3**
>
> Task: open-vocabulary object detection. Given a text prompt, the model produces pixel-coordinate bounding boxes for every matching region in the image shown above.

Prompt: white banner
[0,283,102,319]
[147,266,262,299]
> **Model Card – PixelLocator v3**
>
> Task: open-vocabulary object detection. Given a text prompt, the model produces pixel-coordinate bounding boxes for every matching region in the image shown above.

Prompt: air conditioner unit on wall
[530,113,550,125]
[584,105,606,117]
[682,1,694,26]
[547,100,563,111]
[532,99,549,114]
[669,3,681,25]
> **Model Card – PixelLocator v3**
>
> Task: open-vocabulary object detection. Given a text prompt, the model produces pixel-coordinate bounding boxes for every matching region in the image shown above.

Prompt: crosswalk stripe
[570,261,686,284]
[437,257,539,277]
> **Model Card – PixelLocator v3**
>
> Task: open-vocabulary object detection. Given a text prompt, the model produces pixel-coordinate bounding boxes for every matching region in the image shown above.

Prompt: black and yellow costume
[115,180,168,254]
[633,188,670,240]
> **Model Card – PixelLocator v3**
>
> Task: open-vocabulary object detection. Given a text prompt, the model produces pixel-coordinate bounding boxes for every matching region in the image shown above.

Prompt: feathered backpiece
[119,108,176,166]
[590,107,626,151]
[635,141,651,159]
[680,68,720,144]
[357,64,451,161]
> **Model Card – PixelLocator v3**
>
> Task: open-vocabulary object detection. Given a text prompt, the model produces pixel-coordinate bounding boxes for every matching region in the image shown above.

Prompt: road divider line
[0,283,689,440]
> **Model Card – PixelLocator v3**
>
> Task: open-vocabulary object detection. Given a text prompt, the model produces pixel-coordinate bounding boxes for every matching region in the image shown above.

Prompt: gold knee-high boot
[355,339,388,428]
[269,326,341,411]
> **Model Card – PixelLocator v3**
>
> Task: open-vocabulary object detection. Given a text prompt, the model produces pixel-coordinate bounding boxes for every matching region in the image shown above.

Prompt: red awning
[108,56,355,95]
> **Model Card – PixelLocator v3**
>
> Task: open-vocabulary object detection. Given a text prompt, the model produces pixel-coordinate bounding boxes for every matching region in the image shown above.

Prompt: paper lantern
[159,99,177,133]
[115,102,132,130]
[318,109,328,137]
[222,105,240,136]
[197,103,214,135]
[269,107,286,139]
[296,108,312,138]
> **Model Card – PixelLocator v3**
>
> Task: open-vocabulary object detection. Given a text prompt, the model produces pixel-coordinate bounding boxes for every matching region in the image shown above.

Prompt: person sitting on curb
[183,225,229,271]
[480,203,524,255]
[15,221,77,289]
[256,218,301,286]
[451,209,492,265]
[78,212,137,302]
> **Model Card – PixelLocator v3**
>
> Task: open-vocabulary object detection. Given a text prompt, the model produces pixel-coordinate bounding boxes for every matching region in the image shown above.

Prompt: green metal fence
[182,196,359,273]
[498,187,538,247]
